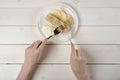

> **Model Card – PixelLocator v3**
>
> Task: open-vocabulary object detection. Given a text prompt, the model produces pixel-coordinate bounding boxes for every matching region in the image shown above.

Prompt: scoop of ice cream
[42,25,53,37]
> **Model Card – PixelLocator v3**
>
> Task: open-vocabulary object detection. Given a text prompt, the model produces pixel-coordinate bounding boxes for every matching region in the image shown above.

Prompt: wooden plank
[72,27,120,44]
[77,8,120,25]
[1,8,120,25]
[0,0,120,8]
[0,27,43,44]
[0,9,37,25]
[0,65,120,80]
[0,27,119,44]
[0,45,120,63]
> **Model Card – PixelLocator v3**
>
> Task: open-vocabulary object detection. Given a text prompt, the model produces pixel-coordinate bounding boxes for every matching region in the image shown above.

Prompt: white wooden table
[0,0,120,80]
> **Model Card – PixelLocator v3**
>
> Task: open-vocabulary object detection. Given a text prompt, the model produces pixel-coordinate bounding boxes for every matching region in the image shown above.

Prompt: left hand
[24,38,48,66]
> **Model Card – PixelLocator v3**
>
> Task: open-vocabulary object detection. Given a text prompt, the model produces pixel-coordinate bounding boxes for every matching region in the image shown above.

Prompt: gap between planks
[0,63,120,65]
[0,44,120,45]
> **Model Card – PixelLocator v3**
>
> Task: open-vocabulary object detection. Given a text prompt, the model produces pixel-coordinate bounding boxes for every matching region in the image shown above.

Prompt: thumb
[38,38,48,50]
[41,38,48,47]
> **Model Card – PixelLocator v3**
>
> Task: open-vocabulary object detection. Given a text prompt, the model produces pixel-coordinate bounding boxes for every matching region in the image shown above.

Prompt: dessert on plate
[45,9,73,33]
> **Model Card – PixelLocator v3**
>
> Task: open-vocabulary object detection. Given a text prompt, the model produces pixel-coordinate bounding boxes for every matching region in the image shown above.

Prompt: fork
[47,25,64,39]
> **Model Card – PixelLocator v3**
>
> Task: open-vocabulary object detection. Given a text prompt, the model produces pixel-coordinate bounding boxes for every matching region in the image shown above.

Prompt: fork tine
[48,25,64,39]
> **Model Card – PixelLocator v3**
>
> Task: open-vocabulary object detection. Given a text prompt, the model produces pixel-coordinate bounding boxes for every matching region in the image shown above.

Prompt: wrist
[17,63,38,80]
[23,63,37,78]
[22,62,38,71]
[77,73,90,80]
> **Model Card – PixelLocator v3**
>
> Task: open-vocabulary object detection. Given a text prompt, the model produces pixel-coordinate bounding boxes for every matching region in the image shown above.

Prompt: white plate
[37,3,79,43]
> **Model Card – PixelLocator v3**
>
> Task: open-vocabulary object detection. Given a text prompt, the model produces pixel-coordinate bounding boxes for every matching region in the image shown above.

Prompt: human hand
[70,43,90,80]
[24,38,48,66]
[17,39,48,80]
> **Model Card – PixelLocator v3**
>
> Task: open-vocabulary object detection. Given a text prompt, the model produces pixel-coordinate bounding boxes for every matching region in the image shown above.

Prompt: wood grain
[0,8,120,25]
[0,65,120,80]
[0,45,120,63]
[0,26,119,44]
[0,0,120,8]
[0,0,120,80]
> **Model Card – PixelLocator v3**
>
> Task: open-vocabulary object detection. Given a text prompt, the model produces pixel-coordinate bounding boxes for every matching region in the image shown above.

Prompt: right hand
[70,43,90,80]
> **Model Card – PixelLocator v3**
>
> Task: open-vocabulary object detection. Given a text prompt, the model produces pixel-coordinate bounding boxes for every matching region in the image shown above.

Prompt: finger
[77,49,82,57]
[37,41,42,48]
[71,42,76,59]
[33,40,42,49]
[76,50,83,60]
[30,41,35,48]
[26,46,31,50]
[76,49,83,59]
[75,49,79,56]
[41,38,48,47]
[71,42,76,52]
[80,53,87,62]
[38,38,48,49]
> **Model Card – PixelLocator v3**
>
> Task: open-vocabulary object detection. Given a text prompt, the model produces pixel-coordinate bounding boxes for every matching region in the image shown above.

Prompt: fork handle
[47,35,54,39]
